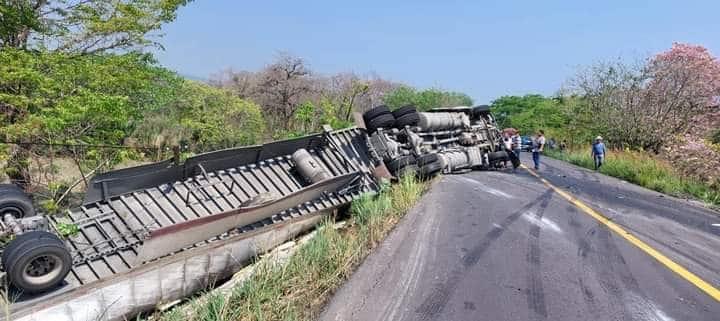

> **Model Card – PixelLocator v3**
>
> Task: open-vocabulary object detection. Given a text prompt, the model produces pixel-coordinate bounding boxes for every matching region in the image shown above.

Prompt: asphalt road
[319,154,720,321]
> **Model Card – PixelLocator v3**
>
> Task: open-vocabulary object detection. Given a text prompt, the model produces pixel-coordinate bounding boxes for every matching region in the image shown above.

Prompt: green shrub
[0,49,180,145]
[490,95,596,146]
[711,128,720,145]
[132,80,265,152]
[383,86,473,111]
[39,199,60,214]
[56,222,80,237]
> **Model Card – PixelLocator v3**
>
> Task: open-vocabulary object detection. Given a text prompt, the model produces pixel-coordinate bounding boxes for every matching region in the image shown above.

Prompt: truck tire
[363,105,391,122]
[508,150,521,168]
[471,105,491,118]
[488,151,509,162]
[366,113,396,133]
[2,231,65,271]
[418,161,442,179]
[392,105,417,118]
[385,155,416,173]
[394,112,420,128]
[417,153,439,167]
[0,184,36,218]
[3,231,71,294]
[0,184,19,192]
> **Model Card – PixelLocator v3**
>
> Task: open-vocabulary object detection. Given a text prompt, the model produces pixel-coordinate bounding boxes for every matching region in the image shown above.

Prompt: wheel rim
[23,254,63,286]
[0,205,23,218]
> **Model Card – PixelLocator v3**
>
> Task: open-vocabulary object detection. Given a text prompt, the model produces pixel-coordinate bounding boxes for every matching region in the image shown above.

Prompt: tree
[0,49,180,145]
[325,73,370,121]
[171,81,264,150]
[569,43,720,151]
[489,94,589,143]
[209,68,257,99]
[383,86,417,109]
[644,43,720,140]
[0,48,183,187]
[253,54,312,130]
[383,86,473,111]
[490,94,548,128]
[0,1,44,48]
[0,0,191,53]
[292,101,317,134]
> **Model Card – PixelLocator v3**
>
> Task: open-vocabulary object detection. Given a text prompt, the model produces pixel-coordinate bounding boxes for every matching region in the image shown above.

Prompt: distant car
[521,136,532,151]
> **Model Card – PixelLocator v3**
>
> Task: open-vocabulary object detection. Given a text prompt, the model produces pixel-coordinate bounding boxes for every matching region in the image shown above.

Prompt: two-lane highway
[320,155,720,321]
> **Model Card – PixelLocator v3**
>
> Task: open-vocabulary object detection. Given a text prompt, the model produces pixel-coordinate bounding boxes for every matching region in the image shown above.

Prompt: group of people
[501,130,521,161]
[502,130,607,171]
[501,129,545,170]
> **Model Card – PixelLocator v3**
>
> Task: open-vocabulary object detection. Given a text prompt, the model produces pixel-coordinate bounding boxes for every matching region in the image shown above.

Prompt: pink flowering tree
[644,43,720,142]
[570,43,720,151]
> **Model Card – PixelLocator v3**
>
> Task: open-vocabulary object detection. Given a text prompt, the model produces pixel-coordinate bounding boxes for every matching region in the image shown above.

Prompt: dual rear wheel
[0,184,71,294]
[385,153,442,180]
[362,105,420,134]
[3,231,72,294]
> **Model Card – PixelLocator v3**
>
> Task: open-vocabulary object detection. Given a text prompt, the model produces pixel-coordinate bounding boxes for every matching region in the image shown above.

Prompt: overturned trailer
[0,104,510,321]
[1,127,382,321]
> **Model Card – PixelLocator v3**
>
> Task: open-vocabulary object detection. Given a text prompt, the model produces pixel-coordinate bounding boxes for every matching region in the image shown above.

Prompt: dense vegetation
[0,1,473,210]
[491,94,594,145]
[1,0,195,195]
[493,43,720,204]
[210,58,474,138]
[382,86,473,111]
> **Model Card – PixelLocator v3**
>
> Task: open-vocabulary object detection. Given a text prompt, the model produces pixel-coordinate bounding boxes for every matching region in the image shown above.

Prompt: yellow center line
[521,165,720,302]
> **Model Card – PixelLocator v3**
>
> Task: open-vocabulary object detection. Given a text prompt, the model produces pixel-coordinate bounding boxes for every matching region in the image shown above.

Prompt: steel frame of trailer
[8,127,380,314]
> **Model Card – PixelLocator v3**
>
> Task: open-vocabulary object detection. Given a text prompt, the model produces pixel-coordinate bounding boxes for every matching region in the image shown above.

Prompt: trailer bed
[11,127,377,306]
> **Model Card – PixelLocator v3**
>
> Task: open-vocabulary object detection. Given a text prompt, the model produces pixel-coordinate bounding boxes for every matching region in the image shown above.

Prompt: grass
[153,175,426,321]
[546,148,720,208]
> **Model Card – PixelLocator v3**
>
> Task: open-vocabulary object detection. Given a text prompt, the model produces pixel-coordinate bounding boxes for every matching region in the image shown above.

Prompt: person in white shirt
[502,133,513,168]
[503,133,513,150]
[531,130,546,170]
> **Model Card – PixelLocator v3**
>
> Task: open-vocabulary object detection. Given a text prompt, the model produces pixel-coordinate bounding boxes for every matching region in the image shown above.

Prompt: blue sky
[155,0,720,104]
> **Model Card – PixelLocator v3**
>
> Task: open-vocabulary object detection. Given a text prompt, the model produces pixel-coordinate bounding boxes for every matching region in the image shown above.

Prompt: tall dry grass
[547,149,720,207]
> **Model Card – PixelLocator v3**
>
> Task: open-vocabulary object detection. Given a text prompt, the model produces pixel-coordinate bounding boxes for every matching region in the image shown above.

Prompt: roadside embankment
[152,175,427,321]
[546,149,720,208]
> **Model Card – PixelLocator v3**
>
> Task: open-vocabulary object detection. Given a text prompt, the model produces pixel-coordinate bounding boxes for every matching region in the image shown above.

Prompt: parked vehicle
[521,136,533,151]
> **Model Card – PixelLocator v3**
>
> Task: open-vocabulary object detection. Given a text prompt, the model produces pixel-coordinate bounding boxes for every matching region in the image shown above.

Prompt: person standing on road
[502,133,513,168]
[592,136,606,170]
[531,130,546,170]
[511,131,522,160]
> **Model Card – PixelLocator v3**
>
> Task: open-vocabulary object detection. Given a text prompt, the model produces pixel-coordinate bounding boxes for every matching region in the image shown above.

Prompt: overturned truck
[0,105,511,321]
[359,104,520,178]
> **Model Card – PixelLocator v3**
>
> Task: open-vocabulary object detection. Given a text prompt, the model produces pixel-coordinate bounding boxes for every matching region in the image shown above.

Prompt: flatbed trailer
[7,127,381,321]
